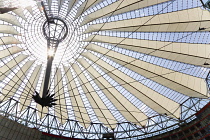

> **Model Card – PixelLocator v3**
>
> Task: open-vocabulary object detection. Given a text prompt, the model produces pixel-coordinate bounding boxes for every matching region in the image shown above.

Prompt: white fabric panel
[2,60,35,102]
[0,13,22,27]
[64,66,91,128]
[13,8,26,20]
[19,65,42,112]
[77,58,147,126]
[0,36,22,45]
[84,35,210,67]
[55,68,68,124]
[0,25,19,35]
[84,7,210,33]
[75,0,103,18]
[86,44,209,98]
[0,46,23,59]
[81,0,170,26]
[0,54,27,81]
[82,52,181,118]
[72,63,117,129]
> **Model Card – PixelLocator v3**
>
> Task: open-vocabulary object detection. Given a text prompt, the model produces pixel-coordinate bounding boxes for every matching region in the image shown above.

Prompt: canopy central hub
[41,18,68,99]
[42,17,68,42]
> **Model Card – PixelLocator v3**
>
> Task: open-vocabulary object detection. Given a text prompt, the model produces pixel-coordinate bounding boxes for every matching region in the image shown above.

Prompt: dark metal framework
[42,18,68,42]
[33,1,69,107]
[0,97,208,139]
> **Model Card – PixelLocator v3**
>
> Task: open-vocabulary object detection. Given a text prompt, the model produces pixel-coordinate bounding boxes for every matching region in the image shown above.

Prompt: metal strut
[33,1,67,107]
[42,40,59,98]
[199,0,205,7]
[42,55,54,98]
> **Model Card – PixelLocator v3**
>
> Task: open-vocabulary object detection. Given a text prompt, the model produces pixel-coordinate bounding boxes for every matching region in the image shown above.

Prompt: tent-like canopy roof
[0,0,209,139]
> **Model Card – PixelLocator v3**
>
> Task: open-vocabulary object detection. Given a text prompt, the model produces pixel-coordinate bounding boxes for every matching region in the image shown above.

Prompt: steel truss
[0,97,208,139]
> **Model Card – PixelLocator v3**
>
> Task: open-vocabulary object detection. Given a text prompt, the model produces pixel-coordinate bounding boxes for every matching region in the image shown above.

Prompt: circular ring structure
[42,17,68,42]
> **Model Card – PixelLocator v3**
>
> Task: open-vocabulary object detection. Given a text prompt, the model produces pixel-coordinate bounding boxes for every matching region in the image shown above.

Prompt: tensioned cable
[1,0,208,130]
[1,99,208,137]
[0,71,37,96]
[9,0,87,103]
[10,96,182,126]
[54,29,209,100]
[0,60,38,101]
[1,97,207,133]
[53,0,179,96]
[54,31,210,107]
[45,1,112,87]
[50,101,158,114]
[18,65,42,112]
[47,0,95,91]
[13,8,41,60]
[53,7,209,98]
[20,98,149,125]
[41,0,95,123]
[20,1,52,62]
[52,105,147,125]
[48,2,71,122]
[0,58,41,99]
[41,2,208,123]
[50,0,134,92]
[52,47,208,122]
[52,0,173,95]
[0,81,36,100]
[0,38,37,92]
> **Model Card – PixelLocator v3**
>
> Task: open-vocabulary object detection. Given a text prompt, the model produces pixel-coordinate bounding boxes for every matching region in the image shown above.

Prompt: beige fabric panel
[81,0,170,26]
[25,6,34,15]
[48,0,52,11]
[13,8,26,20]
[54,69,68,124]
[0,0,3,7]
[0,25,19,35]
[0,54,28,81]
[67,0,77,15]
[37,2,43,13]
[86,44,208,98]
[0,36,22,45]
[72,63,117,128]
[19,65,42,112]
[75,0,103,18]
[37,104,48,119]
[0,13,22,27]
[84,35,210,67]
[82,52,181,118]
[77,58,147,126]
[84,7,210,33]
[0,46,23,59]
[2,60,34,102]
[58,0,65,11]
[64,66,91,128]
